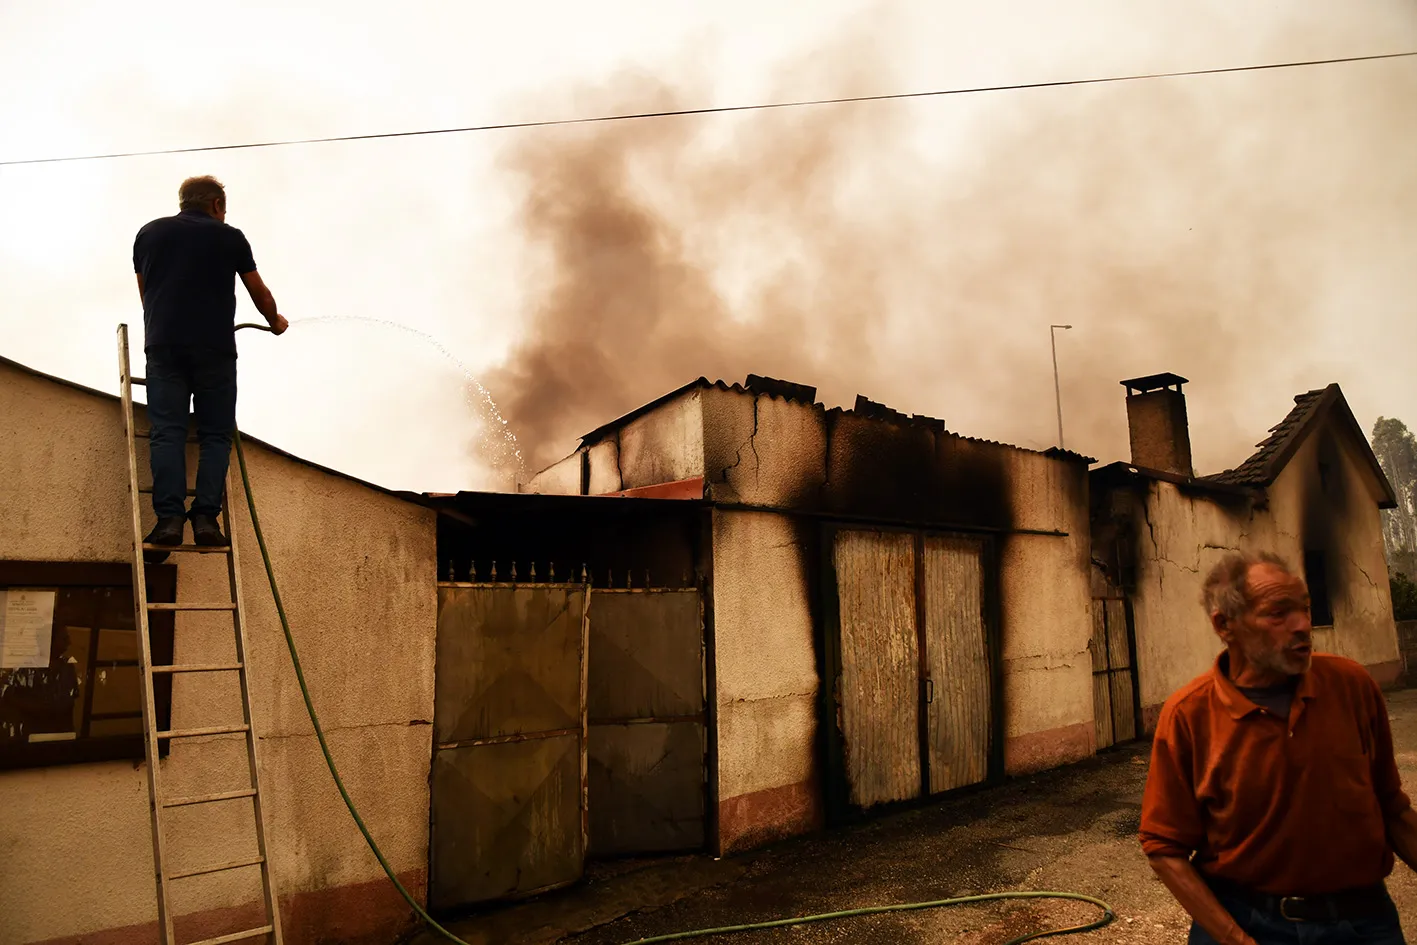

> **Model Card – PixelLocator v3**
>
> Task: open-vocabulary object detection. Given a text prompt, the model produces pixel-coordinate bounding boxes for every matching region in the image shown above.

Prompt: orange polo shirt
[1140,652,1411,895]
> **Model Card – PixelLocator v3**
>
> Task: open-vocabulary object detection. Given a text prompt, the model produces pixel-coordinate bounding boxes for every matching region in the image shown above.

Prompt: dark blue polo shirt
[133,209,257,355]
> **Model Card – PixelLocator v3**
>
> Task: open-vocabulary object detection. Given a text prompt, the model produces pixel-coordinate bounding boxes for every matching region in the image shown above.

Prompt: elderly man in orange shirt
[1141,551,1417,944]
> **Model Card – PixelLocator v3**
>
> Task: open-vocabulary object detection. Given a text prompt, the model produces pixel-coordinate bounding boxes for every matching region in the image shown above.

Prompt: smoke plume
[483,28,1417,480]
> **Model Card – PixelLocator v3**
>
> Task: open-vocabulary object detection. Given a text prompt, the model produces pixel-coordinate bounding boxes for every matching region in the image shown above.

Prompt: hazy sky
[2,1,1414,491]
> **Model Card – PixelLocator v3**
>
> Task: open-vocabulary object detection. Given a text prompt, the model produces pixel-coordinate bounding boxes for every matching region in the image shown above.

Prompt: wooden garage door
[1090,597,1137,750]
[832,529,921,809]
[922,535,990,793]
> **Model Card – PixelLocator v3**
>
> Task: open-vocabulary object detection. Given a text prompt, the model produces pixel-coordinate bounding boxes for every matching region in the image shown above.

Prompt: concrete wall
[522,451,581,496]
[617,391,704,490]
[702,389,825,851]
[995,449,1096,775]
[527,382,1095,849]
[523,390,705,497]
[698,386,1095,839]
[709,509,822,852]
[0,361,437,945]
[1272,425,1399,678]
[1122,414,1399,730]
[1122,481,1268,721]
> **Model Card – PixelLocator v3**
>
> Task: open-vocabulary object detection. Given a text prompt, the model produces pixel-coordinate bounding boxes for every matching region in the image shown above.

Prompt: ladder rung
[167,854,265,880]
[138,487,199,495]
[147,601,235,611]
[130,376,146,385]
[182,926,275,945]
[133,431,201,442]
[152,662,244,674]
[141,544,231,555]
[163,788,257,808]
[157,724,249,740]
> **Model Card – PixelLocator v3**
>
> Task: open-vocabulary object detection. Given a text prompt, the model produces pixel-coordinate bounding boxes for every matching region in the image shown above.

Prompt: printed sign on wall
[0,590,57,669]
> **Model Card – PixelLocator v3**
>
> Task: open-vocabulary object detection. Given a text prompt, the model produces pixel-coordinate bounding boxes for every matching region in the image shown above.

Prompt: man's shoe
[191,514,229,547]
[144,517,186,546]
[142,516,185,563]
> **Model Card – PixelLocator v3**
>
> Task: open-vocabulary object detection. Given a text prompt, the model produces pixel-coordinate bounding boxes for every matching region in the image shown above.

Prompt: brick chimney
[1120,373,1193,477]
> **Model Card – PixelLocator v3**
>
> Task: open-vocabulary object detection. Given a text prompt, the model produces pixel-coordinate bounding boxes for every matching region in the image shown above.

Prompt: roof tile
[1204,387,1331,486]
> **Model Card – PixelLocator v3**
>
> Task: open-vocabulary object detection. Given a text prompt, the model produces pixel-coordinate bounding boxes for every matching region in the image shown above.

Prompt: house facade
[523,374,1097,851]
[1091,373,1401,734]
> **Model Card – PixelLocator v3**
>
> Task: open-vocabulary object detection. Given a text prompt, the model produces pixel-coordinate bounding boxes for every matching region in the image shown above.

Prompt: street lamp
[1050,324,1072,449]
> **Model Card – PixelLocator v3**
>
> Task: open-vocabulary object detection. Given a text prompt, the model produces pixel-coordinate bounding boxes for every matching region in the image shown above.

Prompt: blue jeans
[145,346,237,520]
[1189,888,1406,944]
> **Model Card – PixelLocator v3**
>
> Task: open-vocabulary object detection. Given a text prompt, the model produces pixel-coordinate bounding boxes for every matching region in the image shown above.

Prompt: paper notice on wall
[0,589,57,669]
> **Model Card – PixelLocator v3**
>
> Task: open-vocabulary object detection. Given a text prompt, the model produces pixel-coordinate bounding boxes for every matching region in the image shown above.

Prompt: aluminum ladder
[118,323,283,945]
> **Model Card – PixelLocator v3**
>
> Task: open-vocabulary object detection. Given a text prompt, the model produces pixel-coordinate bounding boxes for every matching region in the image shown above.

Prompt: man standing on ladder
[133,176,288,557]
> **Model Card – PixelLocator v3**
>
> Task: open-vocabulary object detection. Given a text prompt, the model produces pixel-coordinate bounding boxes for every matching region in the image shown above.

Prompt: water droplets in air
[292,316,524,477]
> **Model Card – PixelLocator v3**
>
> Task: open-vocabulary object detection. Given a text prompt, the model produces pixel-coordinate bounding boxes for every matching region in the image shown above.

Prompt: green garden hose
[232,430,1115,945]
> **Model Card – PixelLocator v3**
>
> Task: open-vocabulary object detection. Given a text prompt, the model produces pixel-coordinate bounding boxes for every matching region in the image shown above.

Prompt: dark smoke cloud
[483,31,1417,480]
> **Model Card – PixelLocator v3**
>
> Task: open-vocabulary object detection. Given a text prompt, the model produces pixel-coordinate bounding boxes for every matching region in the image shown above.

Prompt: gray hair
[1201,551,1293,620]
[178,175,225,212]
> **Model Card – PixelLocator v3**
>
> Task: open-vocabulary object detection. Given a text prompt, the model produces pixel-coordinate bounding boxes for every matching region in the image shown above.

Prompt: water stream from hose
[290,315,524,479]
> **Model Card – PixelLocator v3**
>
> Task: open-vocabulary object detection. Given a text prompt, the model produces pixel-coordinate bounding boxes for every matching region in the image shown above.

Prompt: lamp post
[1050,324,1072,449]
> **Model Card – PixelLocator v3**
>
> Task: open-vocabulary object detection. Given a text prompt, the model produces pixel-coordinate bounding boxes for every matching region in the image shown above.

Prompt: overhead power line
[2,49,1413,167]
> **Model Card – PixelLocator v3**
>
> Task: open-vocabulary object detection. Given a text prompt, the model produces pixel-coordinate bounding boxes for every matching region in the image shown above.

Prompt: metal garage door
[586,588,706,856]
[429,583,588,910]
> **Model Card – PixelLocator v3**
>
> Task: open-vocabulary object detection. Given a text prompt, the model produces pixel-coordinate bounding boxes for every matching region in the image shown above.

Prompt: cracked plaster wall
[710,510,819,810]
[997,450,1095,764]
[701,390,824,841]
[700,385,1095,799]
[1131,420,1399,712]
[0,362,436,945]
[545,382,1095,837]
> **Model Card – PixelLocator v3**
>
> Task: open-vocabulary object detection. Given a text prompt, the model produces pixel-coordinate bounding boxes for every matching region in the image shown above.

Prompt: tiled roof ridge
[1203,385,1335,486]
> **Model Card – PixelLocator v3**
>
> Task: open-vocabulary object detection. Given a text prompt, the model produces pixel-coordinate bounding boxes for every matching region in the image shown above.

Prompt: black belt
[1206,876,1392,922]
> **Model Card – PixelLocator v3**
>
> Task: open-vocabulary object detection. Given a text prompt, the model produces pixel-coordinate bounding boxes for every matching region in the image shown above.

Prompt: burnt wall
[820,410,1014,530]
[1298,427,1351,626]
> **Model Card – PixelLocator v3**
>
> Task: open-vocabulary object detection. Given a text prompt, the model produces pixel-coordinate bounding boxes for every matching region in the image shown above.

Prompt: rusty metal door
[827,527,999,818]
[429,583,588,910]
[586,588,705,856]
[1089,597,1137,749]
[831,529,921,809]
[921,536,991,793]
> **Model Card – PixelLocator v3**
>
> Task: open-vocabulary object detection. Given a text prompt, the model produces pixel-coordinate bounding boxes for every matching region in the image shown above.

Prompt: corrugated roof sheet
[577,375,1095,464]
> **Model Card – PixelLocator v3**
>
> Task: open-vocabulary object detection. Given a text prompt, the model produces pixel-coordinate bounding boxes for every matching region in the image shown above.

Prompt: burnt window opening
[1318,459,1332,495]
[1304,550,1334,627]
[0,561,175,771]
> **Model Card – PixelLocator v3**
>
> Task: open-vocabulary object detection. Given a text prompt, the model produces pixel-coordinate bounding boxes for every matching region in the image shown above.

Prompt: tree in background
[1392,571,1417,621]
[1373,417,1417,581]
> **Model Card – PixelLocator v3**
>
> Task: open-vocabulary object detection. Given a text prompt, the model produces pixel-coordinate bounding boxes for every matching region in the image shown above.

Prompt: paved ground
[414,689,1417,945]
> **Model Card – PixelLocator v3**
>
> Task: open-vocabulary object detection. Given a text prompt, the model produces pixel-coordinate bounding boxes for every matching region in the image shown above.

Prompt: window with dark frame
[0,561,175,771]
[1303,550,1334,628]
